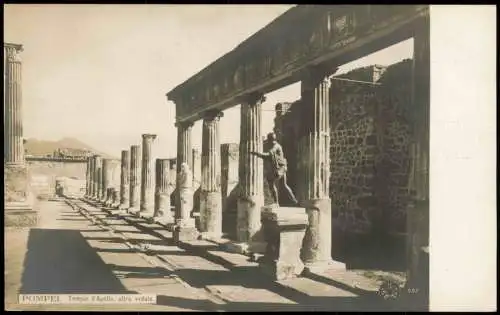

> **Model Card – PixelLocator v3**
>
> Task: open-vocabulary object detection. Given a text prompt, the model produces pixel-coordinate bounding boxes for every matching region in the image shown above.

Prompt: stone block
[173,226,199,242]
[258,206,308,280]
[5,208,39,227]
[4,165,30,204]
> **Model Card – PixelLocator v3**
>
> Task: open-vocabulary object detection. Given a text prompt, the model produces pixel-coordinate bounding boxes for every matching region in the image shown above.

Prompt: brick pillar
[140,134,157,215]
[236,92,265,252]
[119,150,130,209]
[129,145,141,212]
[298,66,345,273]
[200,110,223,239]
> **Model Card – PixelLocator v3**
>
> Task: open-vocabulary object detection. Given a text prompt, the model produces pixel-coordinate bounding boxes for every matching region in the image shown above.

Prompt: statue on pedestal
[251,132,298,206]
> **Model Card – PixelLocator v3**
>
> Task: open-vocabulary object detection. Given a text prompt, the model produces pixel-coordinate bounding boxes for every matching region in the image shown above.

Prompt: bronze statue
[251,132,298,206]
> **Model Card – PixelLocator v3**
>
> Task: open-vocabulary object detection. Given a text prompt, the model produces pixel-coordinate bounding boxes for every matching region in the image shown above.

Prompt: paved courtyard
[5,199,401,311]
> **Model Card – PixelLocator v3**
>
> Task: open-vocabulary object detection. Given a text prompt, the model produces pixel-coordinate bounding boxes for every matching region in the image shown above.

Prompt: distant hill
[25,137,115,158]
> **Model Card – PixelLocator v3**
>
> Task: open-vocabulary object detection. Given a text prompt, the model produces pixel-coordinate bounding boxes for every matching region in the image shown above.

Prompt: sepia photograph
[3,4,496,312]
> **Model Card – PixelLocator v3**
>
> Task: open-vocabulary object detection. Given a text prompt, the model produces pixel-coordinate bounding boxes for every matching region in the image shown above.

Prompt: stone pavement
[5,198,405,311]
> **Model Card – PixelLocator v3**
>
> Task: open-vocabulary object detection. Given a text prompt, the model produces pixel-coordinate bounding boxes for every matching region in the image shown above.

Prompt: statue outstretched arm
[250,151,269,159]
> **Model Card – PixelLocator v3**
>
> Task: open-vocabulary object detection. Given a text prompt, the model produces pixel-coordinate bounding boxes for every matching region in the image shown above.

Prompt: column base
[259,259,305,281]
[199,191,223,238]
[223,241,267,256]
[5,207,38,228]
[173,226,199,242]
[302,259,346,274]
[119,203,130,210]
[199,231,223,242]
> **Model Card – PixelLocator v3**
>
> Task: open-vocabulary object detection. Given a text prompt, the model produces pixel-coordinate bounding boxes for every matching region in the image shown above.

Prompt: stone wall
[274,60,413,269]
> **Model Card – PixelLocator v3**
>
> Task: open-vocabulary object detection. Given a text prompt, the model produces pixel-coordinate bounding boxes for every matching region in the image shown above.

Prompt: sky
[4,4,412,159]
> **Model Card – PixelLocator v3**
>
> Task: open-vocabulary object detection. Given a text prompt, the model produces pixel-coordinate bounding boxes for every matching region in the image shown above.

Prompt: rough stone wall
[329,79,379,236]
[4,166,30,203]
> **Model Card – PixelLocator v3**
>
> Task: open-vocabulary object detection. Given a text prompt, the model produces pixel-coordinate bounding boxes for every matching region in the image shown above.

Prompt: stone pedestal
[128,145,141,213]
[173,186,198,241]
[259,206,308,280]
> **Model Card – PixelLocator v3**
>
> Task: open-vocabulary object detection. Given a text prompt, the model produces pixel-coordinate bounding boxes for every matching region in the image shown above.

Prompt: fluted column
[4,43,25,165]
[88,156,95,199]
[140,134,157,215]
[85,157,91,198]
[94,156,103,201]
[174,121,197,241]
[129,145,141,211]
[4,43,33,212]
[119,150,130,209]
[154,158,174,222]
[298,66,343,272]
[237,92,265,247]
[102,159,112,204]
[200,110,223,238]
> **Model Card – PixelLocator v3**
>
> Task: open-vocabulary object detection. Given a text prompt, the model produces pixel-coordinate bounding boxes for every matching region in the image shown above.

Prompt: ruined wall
[26,159,87,198]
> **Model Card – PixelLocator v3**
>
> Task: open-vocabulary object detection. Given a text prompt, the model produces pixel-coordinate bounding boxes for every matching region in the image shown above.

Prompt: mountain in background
[25,137,116,158]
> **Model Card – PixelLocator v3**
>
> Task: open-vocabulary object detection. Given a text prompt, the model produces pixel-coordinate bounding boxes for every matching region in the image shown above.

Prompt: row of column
[85,134,176,221]
[82,66,338,269]
[170,67,335,268]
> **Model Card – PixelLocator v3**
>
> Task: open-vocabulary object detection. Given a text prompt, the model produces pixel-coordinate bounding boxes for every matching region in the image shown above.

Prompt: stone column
[102,159,111,204]
[94,156,103,201]
[192,148,201,191]
[87,156,94,199]
[236,92,265,252]
[129,145,141,212]
[85,157,91,198]
[4,43,33,215]
[200,110,223,239]
[119,150,130,209]
[154,158,174,222]
[406,14,430,304]
[4,43,25,165]
[298,66,344,273]
[174,121,197,241]
[140,134,157,215]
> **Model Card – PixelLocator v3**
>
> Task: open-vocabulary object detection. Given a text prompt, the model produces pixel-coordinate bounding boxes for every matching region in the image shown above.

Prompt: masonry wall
[274,59,413,269]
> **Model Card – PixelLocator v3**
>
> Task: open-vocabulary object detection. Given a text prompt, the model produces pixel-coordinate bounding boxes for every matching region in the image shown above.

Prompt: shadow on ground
[19,228,135,294]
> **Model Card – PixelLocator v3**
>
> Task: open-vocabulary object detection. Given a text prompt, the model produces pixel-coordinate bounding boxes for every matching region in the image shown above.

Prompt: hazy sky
[4,4,412,158]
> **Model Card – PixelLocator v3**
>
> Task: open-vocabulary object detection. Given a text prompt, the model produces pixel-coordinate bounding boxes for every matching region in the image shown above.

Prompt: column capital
[203,109,224,121]
[142,133,157,140]
[4,43,23,62]
[175,120,195,129]
[301,65,337,91]
[238,92,266,106]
